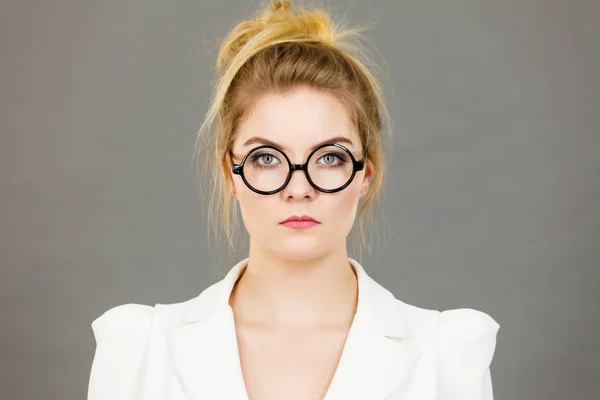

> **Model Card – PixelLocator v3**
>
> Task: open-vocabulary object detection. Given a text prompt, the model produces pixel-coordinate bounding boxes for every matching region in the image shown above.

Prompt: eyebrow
[242,135,355,151]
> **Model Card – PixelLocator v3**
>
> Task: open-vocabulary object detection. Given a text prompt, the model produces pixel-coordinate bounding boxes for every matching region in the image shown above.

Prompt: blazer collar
[167,257,420,400]
[183,257,408,338]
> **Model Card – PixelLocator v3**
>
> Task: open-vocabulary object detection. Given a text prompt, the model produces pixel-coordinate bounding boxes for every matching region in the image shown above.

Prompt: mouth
[279,215,320,230]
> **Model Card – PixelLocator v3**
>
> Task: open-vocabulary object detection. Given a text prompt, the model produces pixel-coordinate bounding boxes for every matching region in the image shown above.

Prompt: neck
[228,247,358,331]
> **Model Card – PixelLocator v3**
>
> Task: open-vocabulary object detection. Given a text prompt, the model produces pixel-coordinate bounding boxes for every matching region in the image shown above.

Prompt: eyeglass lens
[242,145,354,192]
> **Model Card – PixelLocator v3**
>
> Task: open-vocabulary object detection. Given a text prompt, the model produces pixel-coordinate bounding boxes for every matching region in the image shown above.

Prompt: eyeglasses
[230,143,365,195]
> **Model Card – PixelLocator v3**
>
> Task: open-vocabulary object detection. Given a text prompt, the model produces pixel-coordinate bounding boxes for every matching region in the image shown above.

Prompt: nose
[282,167,316,200]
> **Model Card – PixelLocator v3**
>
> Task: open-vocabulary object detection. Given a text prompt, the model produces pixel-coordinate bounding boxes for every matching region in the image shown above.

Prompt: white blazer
[87,257,499,400]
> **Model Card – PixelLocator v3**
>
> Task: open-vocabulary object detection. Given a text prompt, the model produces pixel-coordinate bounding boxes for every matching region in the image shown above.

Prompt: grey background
[1,0,599,398]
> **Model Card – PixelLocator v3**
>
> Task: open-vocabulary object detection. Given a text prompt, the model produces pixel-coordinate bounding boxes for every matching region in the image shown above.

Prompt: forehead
[234,87,358,154]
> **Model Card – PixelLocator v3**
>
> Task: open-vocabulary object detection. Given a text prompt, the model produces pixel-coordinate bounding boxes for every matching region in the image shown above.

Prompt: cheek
[324,180,362,220]
[235,185,275,233]
[236,186,262,214]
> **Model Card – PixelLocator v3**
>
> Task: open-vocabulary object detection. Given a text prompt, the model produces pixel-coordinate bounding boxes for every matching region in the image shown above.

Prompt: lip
[280,220,319,230]
[279,215,320,230]
[279,215,319,224]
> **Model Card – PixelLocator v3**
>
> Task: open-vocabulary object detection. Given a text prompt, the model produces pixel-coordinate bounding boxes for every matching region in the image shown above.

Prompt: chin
[267,236,330,261]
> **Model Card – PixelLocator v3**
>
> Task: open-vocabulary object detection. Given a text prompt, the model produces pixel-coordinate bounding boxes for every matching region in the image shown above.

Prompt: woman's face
[229,86,373,261]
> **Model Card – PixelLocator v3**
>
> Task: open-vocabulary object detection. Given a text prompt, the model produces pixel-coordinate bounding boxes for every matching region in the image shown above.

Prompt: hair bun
[272,0,291,14]
[216,0,337,76]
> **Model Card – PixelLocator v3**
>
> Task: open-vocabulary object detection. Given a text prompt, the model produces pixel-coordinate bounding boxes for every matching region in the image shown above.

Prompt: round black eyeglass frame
[231,143,365,195]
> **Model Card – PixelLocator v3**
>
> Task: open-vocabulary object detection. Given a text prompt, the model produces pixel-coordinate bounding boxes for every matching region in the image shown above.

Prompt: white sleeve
[87,303,154,400]
[437,308,500,400]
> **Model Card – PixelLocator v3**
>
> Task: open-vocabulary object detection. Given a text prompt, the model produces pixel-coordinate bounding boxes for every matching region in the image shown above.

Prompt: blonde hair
[193,0,394,262]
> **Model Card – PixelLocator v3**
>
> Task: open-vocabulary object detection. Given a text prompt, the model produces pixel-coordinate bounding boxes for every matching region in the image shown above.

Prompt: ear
[359,159,374,198]
[224,150,238,199]
[229,173,238,199]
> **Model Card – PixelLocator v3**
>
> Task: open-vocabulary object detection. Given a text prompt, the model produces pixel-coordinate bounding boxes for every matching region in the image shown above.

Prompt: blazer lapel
[321,312,421,400]
[167,306,247,399]
[322,259,421,400]
[166,259,250,399]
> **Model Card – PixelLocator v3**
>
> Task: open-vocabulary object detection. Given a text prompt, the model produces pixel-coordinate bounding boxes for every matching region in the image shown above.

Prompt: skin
[229,88,373,400]
[227,85,373,330]
[227,86,375,399]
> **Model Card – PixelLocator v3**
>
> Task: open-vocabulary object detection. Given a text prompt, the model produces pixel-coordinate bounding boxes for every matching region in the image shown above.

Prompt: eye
[251,153,282,167]
[317,152,347,166]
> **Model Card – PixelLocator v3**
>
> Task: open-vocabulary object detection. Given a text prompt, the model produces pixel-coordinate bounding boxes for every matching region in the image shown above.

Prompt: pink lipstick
[279,215,320,230]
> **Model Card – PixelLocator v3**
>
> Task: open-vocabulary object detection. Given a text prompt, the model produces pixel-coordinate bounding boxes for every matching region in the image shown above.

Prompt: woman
[87,1,499,399]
